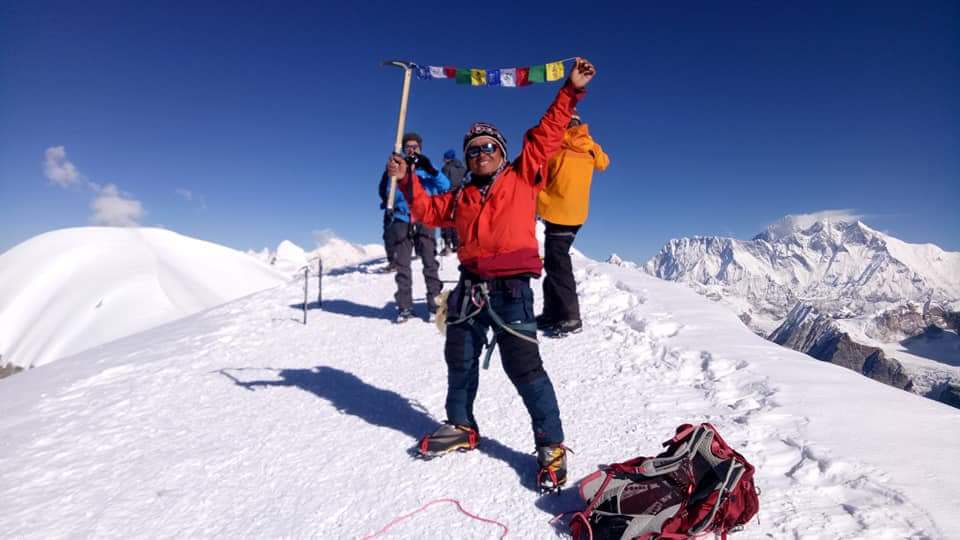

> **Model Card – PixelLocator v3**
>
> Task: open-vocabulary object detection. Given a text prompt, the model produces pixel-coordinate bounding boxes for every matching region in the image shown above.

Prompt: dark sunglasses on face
[465,142,498,159]
[404,144,420,152]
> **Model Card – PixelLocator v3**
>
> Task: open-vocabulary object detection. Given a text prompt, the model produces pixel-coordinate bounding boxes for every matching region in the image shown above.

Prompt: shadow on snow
[218,365,544,492]
[288,299,398,322]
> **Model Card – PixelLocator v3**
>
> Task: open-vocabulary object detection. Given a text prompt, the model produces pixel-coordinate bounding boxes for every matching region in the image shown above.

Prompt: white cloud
[764,209,862,240]
[42,146,147,227]
[44,146,80,187]
[312,228,338,247]
[90,184,144,227]
[175,188,193,201]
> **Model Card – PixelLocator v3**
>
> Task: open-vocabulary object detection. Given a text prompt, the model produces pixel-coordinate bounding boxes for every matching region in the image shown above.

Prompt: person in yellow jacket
[536,111,610,335]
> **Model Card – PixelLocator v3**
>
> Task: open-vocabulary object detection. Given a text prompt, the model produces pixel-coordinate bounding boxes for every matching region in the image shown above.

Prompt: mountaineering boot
[536,313,558,331]
[418,424,479,458]
[537,444,568,493]
[395,308,414,324]
[546,319,582,337]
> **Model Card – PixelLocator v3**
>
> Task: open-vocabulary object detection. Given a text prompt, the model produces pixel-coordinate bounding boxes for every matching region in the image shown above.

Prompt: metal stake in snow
[302,265,309,325]
[382,60,414,210]
[316,257,323,307]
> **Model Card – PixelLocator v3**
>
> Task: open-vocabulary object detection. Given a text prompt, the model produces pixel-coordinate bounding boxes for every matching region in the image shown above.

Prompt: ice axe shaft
[383,60,414,210]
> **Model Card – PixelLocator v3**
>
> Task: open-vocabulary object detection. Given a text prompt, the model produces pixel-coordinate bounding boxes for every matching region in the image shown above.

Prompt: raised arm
[515,58,596,185]
[387,153,455,228]
[403,172,455,227]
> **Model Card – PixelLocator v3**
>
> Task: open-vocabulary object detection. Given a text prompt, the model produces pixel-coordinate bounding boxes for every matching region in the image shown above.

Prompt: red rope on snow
[362,498,509,539]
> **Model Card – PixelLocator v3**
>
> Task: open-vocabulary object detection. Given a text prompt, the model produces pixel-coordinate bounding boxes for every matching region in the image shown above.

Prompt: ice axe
[382,59,415,210]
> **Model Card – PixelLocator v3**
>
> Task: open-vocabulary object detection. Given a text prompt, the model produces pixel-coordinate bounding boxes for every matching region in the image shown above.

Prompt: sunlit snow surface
[1,250,958,538]
[0,227,286,370]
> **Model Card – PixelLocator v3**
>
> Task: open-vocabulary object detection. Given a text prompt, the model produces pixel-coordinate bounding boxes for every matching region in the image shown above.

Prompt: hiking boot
[440,247,451,257]
[550,319,583,336]
[418,424,479,458]
[536,313,558,331]
[537,444,568,492]
[395,309,414,324]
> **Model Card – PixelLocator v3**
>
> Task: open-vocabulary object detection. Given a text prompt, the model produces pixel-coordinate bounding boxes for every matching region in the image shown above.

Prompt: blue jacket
[379,165,450,223]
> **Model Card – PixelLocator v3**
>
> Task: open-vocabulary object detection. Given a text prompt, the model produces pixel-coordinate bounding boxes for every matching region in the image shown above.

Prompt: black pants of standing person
[541,221,582,323]
[382,213,397,268]
[385,220,442,313]
[440,227,459,253]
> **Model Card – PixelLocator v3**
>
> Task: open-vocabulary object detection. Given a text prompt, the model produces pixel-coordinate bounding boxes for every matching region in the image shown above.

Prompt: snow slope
[1,252,958,538]
[0,227,286,371]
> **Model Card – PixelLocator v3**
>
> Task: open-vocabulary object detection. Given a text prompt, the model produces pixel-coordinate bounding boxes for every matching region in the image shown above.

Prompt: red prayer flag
[516,67,530,87]
[444,66,457,78]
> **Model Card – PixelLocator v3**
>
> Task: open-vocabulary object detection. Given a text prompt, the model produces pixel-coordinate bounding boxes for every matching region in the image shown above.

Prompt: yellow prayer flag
[470,69,487,86]
[546,61,565,81]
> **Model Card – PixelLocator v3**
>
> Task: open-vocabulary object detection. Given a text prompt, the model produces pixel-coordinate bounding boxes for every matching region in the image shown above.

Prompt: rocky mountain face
[769,303,913,390]
[0,359,23,380]
[644,215,960,406]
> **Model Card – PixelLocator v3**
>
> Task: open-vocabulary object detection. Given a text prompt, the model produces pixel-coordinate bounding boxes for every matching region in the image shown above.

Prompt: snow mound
[272,240,309,275]
[0,227,286,370]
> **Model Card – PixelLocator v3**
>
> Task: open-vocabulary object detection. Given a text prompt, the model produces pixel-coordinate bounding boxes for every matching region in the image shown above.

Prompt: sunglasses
[465,142,499,159]
[403,144,420,151]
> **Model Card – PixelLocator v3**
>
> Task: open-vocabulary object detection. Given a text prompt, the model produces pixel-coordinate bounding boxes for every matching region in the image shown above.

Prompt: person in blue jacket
[378,132,451,323]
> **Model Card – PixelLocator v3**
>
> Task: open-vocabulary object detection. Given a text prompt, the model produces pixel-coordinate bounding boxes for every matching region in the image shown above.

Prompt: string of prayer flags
[546,60,565,81]
[414,58,574,88]
[470,69,487,86]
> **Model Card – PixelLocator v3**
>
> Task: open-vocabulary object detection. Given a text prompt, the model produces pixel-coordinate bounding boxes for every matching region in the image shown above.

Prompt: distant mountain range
[642,214,960,407]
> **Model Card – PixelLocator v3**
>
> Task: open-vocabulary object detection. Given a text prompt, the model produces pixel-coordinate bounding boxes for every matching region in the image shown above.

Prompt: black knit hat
[402,132,422,145]
[462,122,508,160]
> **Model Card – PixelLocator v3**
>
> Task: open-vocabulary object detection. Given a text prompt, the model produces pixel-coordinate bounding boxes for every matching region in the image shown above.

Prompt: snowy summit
[1,234,958,538]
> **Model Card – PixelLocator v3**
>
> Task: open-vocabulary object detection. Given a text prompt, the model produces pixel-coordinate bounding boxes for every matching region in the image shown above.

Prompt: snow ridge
[1,254,956,538]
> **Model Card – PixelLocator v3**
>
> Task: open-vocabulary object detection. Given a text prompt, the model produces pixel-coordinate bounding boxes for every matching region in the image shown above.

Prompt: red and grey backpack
[569,423,759,539]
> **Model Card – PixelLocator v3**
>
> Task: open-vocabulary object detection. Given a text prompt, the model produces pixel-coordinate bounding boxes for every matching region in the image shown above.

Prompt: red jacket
[401,82,584,279]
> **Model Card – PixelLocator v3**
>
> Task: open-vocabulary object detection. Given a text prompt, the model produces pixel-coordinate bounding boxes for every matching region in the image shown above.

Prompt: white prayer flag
[500,68,516,88]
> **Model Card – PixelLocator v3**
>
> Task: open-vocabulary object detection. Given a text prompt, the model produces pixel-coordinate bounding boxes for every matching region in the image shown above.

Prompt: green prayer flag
[529,64,546,83]
[456,68,471,85]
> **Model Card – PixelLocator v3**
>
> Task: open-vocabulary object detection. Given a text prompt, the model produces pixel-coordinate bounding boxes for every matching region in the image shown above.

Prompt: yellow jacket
[537,124,610,226]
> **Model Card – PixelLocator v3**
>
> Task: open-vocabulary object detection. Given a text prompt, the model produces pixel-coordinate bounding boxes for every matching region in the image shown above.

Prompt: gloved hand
[385,208,395,222]
[406,153,438,177]
[387,153,408,180]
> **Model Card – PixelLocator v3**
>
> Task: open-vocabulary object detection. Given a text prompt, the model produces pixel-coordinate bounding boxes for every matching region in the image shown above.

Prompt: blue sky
[1,1,957,262]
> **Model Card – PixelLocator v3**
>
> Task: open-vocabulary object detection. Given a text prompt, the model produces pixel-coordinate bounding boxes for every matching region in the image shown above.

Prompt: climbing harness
[446,279,539,369]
